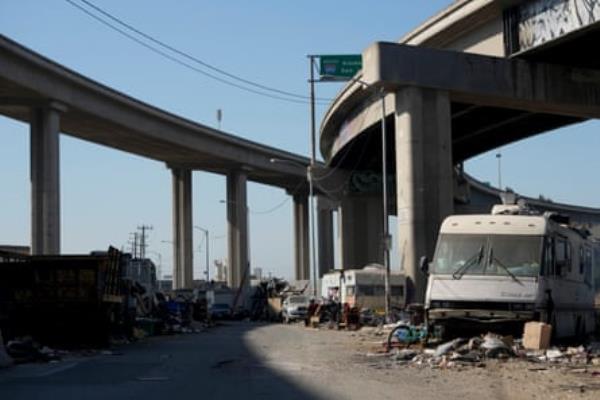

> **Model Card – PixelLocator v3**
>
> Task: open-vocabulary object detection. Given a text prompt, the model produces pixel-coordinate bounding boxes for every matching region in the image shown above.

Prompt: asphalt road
[0,322,324,400]
[2,322,596,400]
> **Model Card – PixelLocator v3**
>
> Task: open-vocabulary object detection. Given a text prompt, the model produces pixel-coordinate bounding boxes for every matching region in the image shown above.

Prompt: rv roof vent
[491,201,539,216]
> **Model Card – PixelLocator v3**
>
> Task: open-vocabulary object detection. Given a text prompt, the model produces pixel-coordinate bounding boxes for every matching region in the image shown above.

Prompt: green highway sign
[319,54,362,80]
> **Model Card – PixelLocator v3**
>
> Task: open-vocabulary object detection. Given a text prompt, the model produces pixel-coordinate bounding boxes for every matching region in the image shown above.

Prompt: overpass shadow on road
[0,322,323,400]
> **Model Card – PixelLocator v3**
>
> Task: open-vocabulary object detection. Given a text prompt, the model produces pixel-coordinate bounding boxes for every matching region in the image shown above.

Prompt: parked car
[281,295,309,323]
[209,303,232,320]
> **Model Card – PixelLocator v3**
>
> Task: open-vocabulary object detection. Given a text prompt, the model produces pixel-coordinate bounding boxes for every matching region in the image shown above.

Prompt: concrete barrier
[0,329,13,368]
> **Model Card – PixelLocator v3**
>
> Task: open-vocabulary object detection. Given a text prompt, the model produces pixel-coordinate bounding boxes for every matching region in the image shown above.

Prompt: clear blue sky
[1,0,599,279]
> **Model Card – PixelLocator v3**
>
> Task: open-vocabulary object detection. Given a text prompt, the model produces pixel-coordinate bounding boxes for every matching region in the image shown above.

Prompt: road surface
[0,322,597,399]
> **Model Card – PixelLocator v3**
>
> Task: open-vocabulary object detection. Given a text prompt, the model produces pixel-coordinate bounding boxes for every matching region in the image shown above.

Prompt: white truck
[422,203,599,339]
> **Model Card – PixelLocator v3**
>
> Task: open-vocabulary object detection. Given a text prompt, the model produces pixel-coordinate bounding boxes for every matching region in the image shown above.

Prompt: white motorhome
[424,204,598,339]
[321,265,406,310]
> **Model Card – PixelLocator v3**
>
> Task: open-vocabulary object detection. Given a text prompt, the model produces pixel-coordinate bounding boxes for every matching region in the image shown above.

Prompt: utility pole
[307,55,318,297]
[137,225,153,259]
[194,226,210,282]
[380,88,392,323]
[496,152,503,190]
[216,108,222,130]
[129,232,139,258]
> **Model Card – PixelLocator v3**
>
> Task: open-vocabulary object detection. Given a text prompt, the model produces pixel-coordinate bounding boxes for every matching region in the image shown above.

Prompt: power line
[66,0,333,105]
[64,0,316,105]
[77,0,332,102]
[250,181,306,215]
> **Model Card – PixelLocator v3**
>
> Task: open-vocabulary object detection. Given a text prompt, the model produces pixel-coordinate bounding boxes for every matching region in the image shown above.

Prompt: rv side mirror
[419,256,429,275]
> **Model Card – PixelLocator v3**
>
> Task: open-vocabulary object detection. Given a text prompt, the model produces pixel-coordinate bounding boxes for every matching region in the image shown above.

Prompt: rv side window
[543,236,554,276]
[595,247,600,292]
[360,286,374,296]
[346,286,355,296]
[584,248,593,286]
[391,285,404,297]
[555,238,571,276]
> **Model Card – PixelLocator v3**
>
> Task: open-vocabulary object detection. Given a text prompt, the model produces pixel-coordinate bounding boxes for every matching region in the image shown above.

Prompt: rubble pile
[371,332,600,370]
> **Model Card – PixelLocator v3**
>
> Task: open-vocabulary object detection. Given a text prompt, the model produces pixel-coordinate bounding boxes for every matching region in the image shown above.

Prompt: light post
[194,225,210,281]
[496,152,502,190]
[301,73,392,320]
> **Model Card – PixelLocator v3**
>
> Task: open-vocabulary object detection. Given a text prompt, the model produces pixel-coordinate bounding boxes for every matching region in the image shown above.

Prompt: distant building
[252,267,263,281]
[0,245,30,255]
[215,259,228,282]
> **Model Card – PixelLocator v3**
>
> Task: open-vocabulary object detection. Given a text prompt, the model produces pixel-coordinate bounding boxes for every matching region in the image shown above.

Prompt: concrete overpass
[0,34,321,290]
[319,0,600,301]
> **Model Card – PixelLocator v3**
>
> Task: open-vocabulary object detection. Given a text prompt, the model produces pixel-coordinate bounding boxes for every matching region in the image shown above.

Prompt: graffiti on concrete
[514,0,600,52]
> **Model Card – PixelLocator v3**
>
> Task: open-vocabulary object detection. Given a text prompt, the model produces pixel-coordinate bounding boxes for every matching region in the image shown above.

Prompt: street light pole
[319,74,392,321]
[194,226,210,282]
[308,55,318,298]
[496,152,502,190]
[379,88,392,323]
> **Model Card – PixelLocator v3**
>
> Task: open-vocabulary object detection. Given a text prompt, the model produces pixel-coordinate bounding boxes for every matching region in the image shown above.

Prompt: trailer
[321,266,406,311]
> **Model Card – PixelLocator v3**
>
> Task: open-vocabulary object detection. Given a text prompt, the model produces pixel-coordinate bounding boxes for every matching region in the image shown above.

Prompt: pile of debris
[368,332,600,370]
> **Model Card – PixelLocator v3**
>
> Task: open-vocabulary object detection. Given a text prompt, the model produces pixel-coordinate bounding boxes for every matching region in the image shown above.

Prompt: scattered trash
[392,348,419,361]
[5,337,61,363]
[434,338,465,357]
[362,329,600,371]
[481,333,513,358]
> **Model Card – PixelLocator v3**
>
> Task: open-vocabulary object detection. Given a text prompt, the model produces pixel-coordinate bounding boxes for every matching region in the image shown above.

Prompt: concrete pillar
[293,194,310,280]
[338,195,383,269]
[172,168,193,289]
[226,171,248,291]
[317,195,335,276]
[394,87,453,303]
[31,105,62,255]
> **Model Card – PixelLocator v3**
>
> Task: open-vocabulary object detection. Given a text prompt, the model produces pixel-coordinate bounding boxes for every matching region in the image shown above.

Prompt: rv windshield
[432,234,542,277]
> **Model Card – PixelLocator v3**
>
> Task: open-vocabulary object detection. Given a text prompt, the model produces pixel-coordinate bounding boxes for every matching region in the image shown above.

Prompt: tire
[387,325,410,349]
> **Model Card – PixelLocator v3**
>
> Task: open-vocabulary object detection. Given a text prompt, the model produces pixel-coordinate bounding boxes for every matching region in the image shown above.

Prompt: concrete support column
[226,171,248,291]
[172,168,193,289]
[394,87,453,303]
[293,194,310,280]
[317,195,335,276]
[338,195,383,269]
[31,105,62,255]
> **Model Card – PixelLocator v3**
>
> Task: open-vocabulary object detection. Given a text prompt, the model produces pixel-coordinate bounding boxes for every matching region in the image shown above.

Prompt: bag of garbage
[434,338,466,357]
[481,334,513,358]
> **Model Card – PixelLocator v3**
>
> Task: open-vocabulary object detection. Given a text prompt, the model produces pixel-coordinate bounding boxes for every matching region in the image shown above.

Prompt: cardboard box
[523,321,552,350]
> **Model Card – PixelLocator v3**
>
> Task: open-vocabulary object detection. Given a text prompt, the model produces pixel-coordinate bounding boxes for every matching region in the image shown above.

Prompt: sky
[1,0,599,280]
